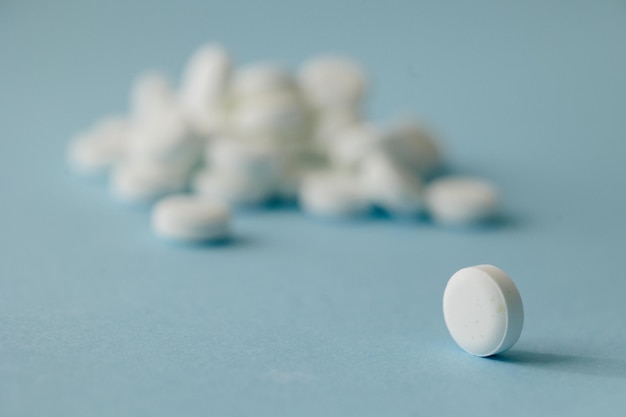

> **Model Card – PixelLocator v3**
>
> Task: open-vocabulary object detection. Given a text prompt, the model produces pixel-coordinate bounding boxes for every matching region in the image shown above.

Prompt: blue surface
[1,0,626,415]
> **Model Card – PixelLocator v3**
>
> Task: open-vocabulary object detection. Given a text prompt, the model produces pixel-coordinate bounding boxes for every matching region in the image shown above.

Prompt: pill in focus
[443,264,523,357]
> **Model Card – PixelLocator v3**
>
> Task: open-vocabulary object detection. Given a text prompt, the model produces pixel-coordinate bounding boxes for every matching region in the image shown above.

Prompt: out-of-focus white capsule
[68,117,128,177]
[228,91,310,144]
[230,64,296,99]
[131,72,176,123]
[299,56,367,110]
[381,119,442,176]
[152,195,230,243]
[272,146,329,201]
[125,109,203,166]
[358,152,423,217]
[207,138,283,183]
[327,123,383,169]
[193,169,275,207]
[299,171,368,218]
[425,176,498,226]
[110,160,192,204]
[314,107,362,147]
[179,44,231,135]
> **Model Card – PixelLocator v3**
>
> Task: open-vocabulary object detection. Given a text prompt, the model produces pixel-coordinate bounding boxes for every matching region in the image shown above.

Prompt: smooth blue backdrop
[1,0,625,416]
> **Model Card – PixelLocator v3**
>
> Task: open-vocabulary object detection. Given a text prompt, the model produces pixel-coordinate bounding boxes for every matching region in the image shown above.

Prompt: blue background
[1,0,626,415]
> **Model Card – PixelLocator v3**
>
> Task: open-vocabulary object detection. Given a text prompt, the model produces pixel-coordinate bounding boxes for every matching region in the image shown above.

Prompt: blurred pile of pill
[68,43,499,243]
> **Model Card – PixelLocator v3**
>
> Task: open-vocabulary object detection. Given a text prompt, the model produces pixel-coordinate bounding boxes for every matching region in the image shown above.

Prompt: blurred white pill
[131,72,176,123]
[125,109,203,166]
[230,64,296,99]
[299,171,368,218]
[425,176,498,226]
[299,56,367,110]
[358,152,423,216]
[152,195,230,242]
[228,91,310,144]
[179,44,231,135]
[110,161,191,204]
[327,123,383,169]
[443,264,524,357]
[193,169,274,206]
[382,119,442,176]
[208,138,283,183]
[314,107,362,147]
[68,117,128,177]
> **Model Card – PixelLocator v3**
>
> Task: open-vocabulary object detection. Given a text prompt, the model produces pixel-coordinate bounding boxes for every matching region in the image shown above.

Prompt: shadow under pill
[490,350,626,379]
[158,235,256,250]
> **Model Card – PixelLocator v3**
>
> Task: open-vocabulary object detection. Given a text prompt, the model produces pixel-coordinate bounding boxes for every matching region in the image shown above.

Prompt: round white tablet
[152,195,230,242]
[443,265,524,357]
[382,119,441,176]
[299,171,368,218]
[425,176,498,226]
[358,152,423,216]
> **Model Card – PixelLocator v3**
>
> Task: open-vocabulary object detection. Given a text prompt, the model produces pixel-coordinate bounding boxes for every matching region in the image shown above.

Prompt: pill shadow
[490,350,626,379]
[157,235,256,250]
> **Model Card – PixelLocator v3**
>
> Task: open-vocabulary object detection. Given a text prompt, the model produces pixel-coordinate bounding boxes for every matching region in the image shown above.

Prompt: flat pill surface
[152,195,230,242]
[425,176,498,226]
[443,265,524,357]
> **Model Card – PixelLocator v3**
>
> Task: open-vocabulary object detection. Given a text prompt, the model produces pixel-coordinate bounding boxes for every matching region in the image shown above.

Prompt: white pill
[327,123,383,169]
[131,72,176,123]
[208,138,283,183]
[358,152,423,216]
[443,265,524,357]
[425,176,498,226]
[110,161,191,204]
[314,107,361,147]
[230,64,296,99]
[228,91,310,144]
[299,171,368,218]
[299,56,367,110]
[180,43,231,109]
[125,109,203,166]
[382,119,442,176]
[179,44,231,135]
[68,117,128,177]
[193,169,274,206]
[152,195,230,242]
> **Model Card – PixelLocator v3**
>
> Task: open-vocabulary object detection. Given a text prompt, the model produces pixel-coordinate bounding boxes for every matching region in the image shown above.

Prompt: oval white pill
[152,195,230,242]
[179,43,231,135]
[180,43,231,111]
[443,265,524,357]
[425,176,498,226]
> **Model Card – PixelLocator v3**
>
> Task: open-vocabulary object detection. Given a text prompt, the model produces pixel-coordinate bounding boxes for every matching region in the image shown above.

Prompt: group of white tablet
[68,43,499,243]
